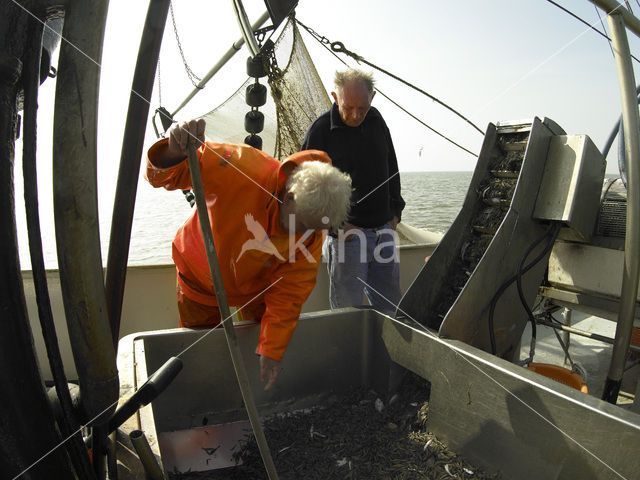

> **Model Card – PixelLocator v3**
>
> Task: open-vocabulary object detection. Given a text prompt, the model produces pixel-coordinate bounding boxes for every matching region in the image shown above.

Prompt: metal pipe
[186,143,279,479]
[129,430,165,480]
[52,0,119,423]
[590,0,640,39]
[603,12,640,403]
[537,317,640,352]
[105,0,171,349]
[171,10,270,118]
[232,0,261,57]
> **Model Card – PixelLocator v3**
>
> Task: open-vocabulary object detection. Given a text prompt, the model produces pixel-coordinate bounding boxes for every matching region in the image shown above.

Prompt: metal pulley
[245,110,265,134]
[246,83,267,107]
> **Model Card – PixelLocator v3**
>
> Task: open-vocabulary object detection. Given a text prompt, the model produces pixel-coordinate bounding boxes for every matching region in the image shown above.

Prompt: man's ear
[285,191,295,203]
[280,161,298,178]
[331,91,338,103]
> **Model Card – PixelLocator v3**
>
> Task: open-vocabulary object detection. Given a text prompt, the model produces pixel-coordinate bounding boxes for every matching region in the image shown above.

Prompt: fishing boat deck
[519,311,640,409]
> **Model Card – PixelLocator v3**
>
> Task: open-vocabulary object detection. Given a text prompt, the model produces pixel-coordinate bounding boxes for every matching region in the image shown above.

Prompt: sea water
[14,171,472,269]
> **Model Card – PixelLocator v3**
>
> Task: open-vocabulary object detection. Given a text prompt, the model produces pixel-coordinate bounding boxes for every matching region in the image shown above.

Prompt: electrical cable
[488,223,561,356]
[515,224,561,365]
[602,85,640,187]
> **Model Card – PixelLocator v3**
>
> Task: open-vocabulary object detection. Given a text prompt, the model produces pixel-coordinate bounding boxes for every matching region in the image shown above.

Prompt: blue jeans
[326,223,401,313]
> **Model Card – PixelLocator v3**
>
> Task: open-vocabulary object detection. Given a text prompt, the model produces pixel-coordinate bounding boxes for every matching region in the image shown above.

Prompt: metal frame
[589,0,640,402]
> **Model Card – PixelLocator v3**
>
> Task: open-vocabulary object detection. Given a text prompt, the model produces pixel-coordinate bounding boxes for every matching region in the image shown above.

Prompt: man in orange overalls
[145,119,352,390]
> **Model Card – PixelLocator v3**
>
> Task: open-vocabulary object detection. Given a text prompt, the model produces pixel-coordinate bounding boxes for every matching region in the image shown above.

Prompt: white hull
[24,241,437,381]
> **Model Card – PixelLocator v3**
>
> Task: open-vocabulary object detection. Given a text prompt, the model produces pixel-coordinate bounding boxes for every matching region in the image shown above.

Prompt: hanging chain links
[170,1,203,88]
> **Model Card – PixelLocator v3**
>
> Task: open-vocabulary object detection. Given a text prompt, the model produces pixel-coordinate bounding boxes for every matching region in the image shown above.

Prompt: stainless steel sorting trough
[117,308,640,480]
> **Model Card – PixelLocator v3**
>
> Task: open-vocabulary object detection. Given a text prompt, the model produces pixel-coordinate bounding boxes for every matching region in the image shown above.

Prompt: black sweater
[301,103,405,228]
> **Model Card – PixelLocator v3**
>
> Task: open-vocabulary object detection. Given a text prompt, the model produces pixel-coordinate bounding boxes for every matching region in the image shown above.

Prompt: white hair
[334,69,375,94]
[286,161,352,230]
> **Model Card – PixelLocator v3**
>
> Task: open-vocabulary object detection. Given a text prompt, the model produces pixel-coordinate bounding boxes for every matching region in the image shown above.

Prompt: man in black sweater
[301,69,405,312]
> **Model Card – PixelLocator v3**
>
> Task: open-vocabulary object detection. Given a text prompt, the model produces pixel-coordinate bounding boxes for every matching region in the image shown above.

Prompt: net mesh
[198,18,331,160]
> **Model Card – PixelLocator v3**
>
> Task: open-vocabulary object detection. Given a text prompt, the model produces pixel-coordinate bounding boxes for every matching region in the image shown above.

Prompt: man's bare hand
[156,119,206,167]
[260,355,282,391]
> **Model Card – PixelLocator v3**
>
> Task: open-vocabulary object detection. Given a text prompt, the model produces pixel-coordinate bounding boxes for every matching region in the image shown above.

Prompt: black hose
[21,12,96,480]
[488,223,560,355]
[515,223,562,363]
[601,84,640,187]
[107,357,183,433]
[105,0,172,349]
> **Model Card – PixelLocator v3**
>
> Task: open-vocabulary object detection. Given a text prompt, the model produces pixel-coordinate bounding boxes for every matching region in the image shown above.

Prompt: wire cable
[296,18,479,158]
[544,0,640,64]
[298,17,484,134]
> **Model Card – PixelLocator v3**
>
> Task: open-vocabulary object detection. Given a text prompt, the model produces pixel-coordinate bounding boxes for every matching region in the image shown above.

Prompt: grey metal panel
[397,123,502,330]
[398,117,568,358]
[439,117,557,356]
[118,311,640,479]
[382,318,640,480]
[540,286,640,325]
[137,309,392,432]
[548,242,640,302]
[533,135,606,242]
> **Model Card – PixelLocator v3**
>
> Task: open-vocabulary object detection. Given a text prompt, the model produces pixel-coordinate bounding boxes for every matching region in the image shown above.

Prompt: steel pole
[603,12,640,403]
[171,10,270,118]
[186,143,279,480]
[590,0,640,39]
[231,0,261,57]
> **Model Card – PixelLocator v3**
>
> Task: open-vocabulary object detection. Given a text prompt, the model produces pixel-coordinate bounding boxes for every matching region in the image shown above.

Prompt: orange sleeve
[144,138,192,190]
[255,232,325,362]
[145,139,239,192]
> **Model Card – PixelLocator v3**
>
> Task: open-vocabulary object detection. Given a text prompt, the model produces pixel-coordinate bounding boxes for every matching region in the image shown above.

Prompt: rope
[296,19,483,135]
[296,19,479,158]
[330,40,484,136]
[544,0,640,64]
[376,89,478,157]
[170,1,203,88]
[594,4,615,59]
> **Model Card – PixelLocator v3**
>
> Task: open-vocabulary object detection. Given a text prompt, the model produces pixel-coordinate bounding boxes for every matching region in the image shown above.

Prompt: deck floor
[519,311,640,410]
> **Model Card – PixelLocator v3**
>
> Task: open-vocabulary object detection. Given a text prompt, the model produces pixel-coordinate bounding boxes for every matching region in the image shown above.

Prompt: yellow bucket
[526,362,588,394]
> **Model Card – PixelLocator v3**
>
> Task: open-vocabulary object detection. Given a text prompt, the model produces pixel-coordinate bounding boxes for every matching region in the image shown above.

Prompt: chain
[295,19,330,45]
[266,42,282,80]
[170,2,202,88]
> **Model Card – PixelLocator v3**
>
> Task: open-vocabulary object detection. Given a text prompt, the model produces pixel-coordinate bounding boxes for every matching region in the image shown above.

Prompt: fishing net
[198,17,331,160]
